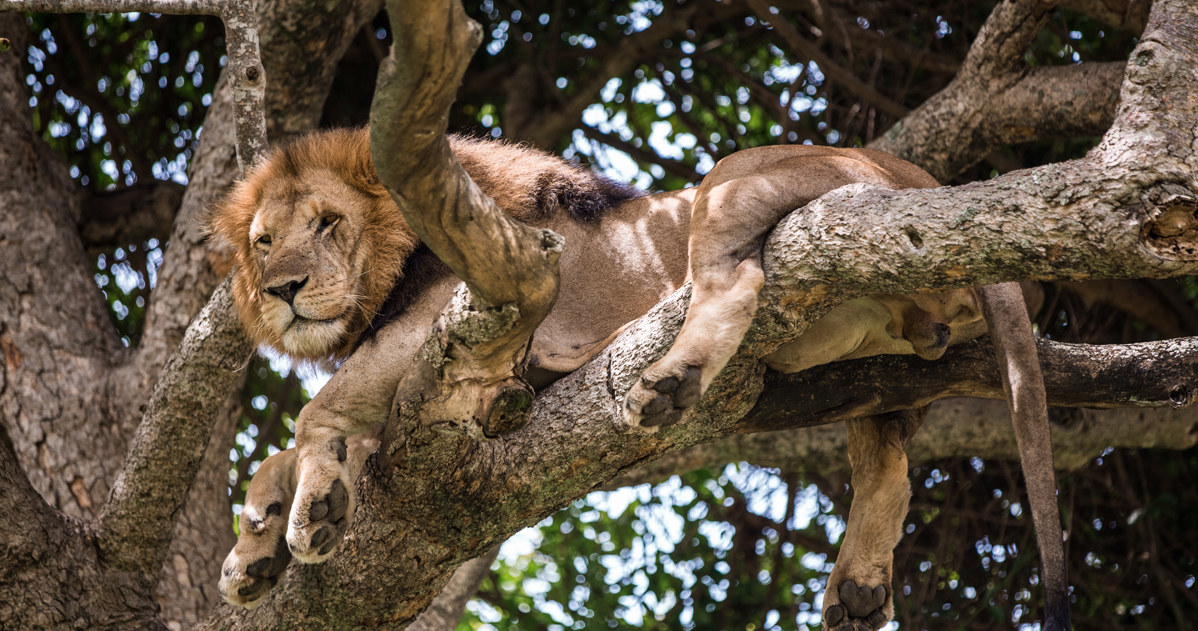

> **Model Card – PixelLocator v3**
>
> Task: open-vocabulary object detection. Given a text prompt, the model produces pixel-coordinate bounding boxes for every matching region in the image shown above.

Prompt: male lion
[209,128,987,629]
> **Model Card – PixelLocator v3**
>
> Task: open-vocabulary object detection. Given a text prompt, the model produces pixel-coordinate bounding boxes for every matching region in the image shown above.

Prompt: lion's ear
[196,203,229,251]
[203,177,260,254]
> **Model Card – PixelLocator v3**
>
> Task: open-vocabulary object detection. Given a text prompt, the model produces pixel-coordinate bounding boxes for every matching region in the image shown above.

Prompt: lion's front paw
[622,365,703,428]
[219,502,292,609]
[286,474,352,563]
[823,580,890,631]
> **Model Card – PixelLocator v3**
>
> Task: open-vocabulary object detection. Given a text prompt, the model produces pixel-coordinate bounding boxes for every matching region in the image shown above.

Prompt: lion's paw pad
[623,365,702,428]
[823,580,889,630]
[219,535,291,609]
[287,478,350,563]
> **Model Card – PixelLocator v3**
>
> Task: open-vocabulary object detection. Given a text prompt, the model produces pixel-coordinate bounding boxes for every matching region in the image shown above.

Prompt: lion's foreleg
[823,408,924,631]
[219,449,297,608]
[287,408,382,563]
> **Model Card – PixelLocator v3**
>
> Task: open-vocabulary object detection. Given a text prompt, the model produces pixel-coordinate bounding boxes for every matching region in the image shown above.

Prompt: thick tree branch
[0,425,58,570]
[2,0,266,579]
[77,182,185,253]
[740,336,1198,436]
[98,278,252,573]
[609,401,1198,489]
[206,2,1198,626]
[371,0,562,435]
[869,0,1124,181]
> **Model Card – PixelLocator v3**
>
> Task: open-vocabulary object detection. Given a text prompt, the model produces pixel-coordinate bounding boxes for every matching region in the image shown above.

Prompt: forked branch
[1,0,266,575]
[370,0,563,436]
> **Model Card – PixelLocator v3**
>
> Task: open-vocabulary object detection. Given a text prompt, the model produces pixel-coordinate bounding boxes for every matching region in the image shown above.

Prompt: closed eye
[317,213,341,233]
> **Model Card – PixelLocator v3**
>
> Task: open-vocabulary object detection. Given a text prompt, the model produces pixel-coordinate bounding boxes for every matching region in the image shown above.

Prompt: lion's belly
[528,188,694,376]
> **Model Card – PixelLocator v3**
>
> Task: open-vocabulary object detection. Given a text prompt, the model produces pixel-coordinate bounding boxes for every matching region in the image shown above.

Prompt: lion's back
[449,135,643,223]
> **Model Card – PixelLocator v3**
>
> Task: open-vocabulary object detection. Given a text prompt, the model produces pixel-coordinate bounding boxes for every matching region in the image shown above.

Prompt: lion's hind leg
[219,449,297,609]
[623,146,849,427]
[822,409,924,631]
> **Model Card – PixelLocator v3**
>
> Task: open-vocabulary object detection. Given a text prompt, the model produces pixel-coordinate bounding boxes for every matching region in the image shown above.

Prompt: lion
[209,128,989,629]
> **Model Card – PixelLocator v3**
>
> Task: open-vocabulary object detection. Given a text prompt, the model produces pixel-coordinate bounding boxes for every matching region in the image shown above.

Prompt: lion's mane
[208,128,640,363]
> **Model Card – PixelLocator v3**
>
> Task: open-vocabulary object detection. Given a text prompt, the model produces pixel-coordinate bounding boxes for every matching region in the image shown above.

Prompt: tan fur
[213,131,986,626]
[208,129,619,364]
[218,434,378,608]
[209,128,412,363]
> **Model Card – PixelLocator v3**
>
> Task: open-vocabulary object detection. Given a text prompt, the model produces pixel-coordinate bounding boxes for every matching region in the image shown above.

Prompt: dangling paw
[286,472,352,563]
[622,365,703,428]
[822,579,891,631]
[219,501,293,609]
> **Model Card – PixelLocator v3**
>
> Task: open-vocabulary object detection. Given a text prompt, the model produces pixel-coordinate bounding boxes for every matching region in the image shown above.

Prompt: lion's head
[208,128,417,362]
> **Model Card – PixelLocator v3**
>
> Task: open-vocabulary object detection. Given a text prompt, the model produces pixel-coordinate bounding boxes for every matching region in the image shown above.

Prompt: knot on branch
[480,378,534,438]
[402,285,537,441]
[1141,183,1198,259]
[437,291,522,352]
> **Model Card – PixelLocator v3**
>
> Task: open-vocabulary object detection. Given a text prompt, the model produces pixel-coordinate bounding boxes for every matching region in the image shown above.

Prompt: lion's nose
[265,277,308,305]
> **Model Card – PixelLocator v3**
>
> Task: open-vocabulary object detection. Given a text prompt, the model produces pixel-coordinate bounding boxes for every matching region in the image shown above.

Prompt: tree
[0,0,1195,629]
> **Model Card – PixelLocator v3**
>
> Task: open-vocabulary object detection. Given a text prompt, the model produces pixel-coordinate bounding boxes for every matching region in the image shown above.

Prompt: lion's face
[248,171,376,357]
[209,129,417,362]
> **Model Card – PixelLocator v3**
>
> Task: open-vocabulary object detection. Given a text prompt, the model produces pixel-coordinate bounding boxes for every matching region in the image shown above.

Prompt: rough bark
[741,337,1198,431]
[407,548,501,631]
[0,428,165,630]
[1,0,377,626]
[196,0,1198,627]
[370,0,563,440]
[77,181,185,254]
[1,0,1197,628]
[0,12,124,522]
[610,399,1198,488]
[870,0,1125,181]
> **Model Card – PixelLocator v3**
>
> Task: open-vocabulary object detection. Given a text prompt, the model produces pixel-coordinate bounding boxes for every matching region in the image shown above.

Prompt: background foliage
[18,1,1195,629]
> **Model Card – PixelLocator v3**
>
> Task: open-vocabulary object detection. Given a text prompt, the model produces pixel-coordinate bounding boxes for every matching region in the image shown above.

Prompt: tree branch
[9,0,267,171]
[608,400,1198,489]
[77,182,184,253]
[371,0,562,435]
[406,547,500,631]
[98,278,252,572]
[744,0,909,119]
[514,0,744,148]
[743,336,1198,435]
[577,124,699,182]
[1060,0,1151,34]
[868,0,1125,181]
[2,0,265,577]
[194,0,1198,626]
